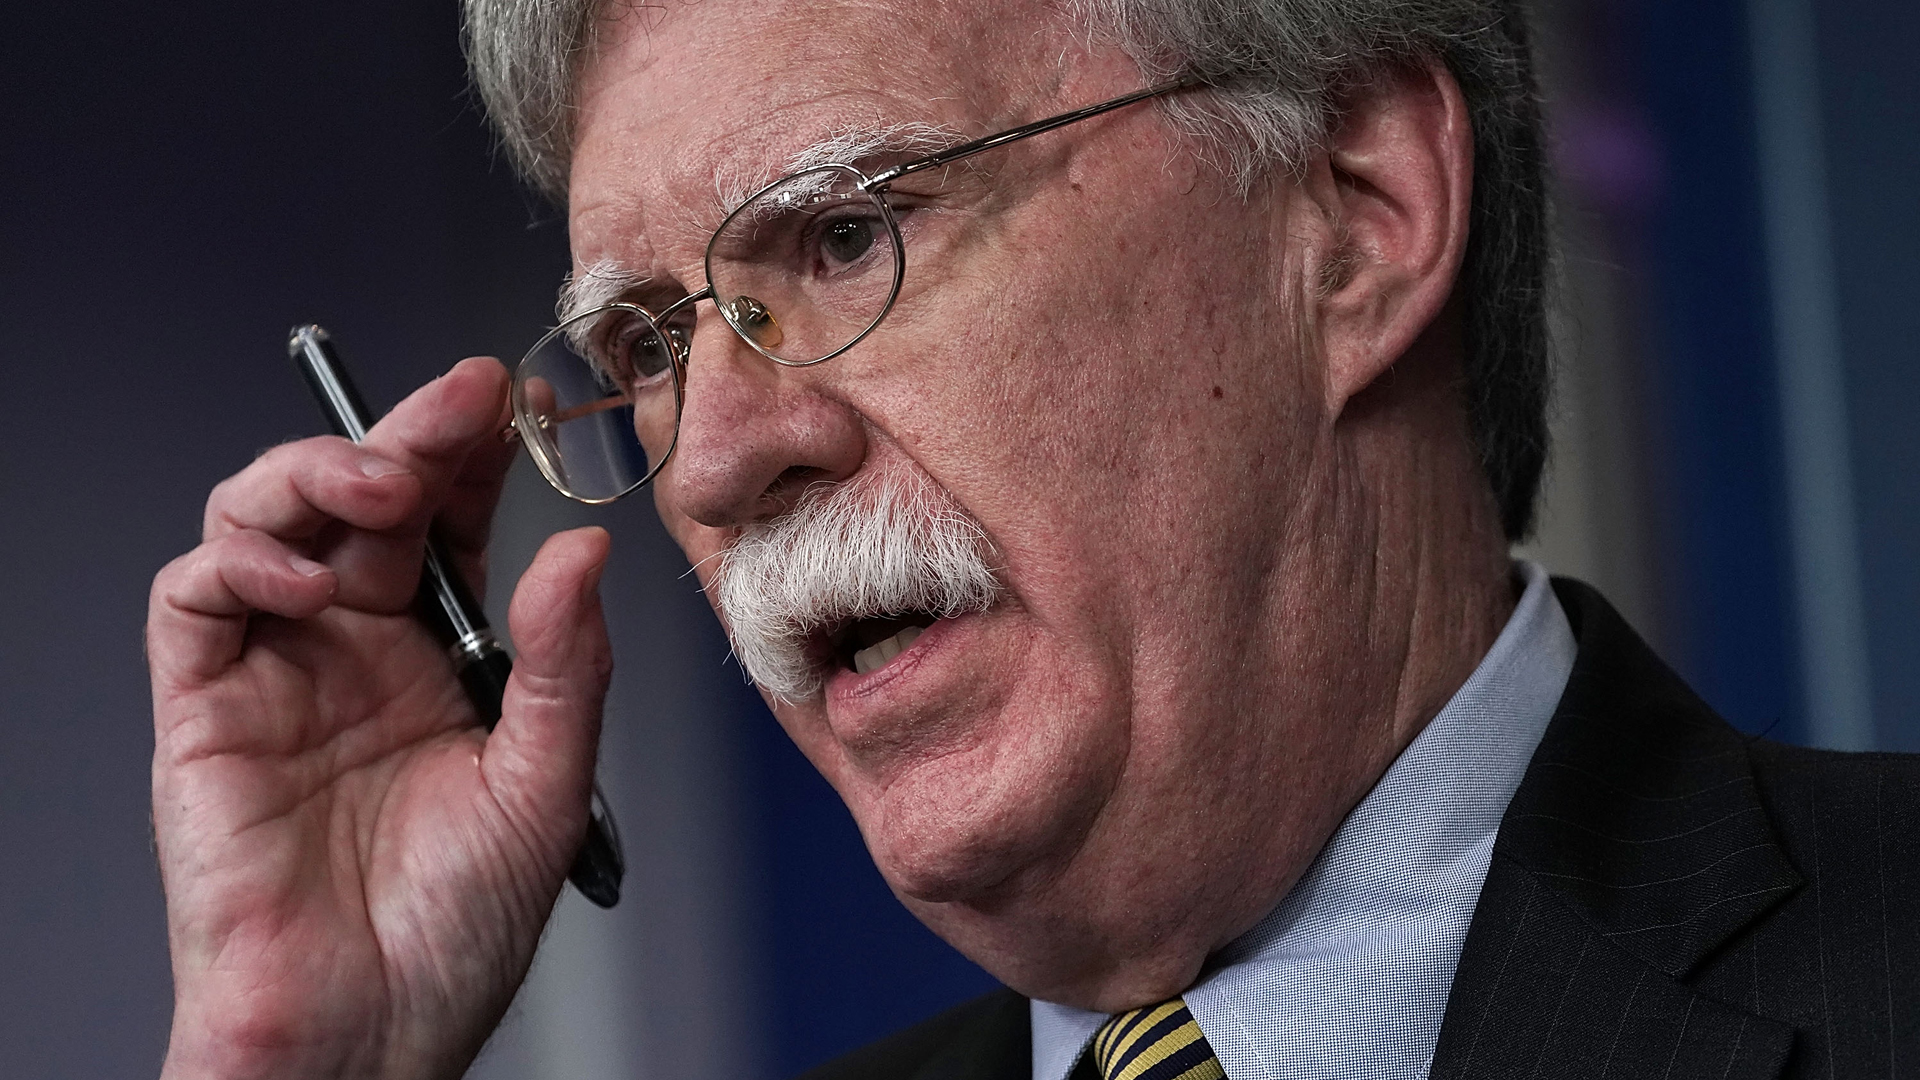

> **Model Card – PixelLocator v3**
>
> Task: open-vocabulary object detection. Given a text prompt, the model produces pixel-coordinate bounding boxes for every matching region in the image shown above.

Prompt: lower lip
[824,614,967,706]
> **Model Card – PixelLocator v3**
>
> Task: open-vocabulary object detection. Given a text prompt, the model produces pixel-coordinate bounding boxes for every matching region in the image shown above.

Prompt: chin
[871,791,1044,899]
[848,707,1123,907]
[856,760,1059,904]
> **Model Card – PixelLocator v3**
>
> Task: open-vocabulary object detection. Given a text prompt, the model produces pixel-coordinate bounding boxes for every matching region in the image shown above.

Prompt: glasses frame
[510,79,1193,502]
[512,302,686,504]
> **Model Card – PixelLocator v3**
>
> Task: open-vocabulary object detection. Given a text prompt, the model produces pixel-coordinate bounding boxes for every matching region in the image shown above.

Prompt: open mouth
[829,611,941,676]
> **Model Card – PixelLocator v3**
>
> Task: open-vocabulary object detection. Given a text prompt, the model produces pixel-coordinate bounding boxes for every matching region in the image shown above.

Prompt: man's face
[570,0,1370,998]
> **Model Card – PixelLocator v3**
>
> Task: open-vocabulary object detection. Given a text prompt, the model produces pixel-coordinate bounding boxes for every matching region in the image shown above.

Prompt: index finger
[431,376,521,572]
[356,356,514,544]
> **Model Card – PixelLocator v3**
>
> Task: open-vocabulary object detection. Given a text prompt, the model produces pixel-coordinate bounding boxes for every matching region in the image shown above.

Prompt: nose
[658,311,868,528]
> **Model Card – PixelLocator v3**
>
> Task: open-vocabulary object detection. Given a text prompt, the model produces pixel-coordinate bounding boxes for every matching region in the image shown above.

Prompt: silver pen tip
[286,324,330,358]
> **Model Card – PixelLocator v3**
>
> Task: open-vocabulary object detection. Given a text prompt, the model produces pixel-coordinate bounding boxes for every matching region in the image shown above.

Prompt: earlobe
[1306,60,1474,416]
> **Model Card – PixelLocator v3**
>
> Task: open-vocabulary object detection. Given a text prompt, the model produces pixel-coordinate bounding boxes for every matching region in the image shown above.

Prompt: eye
[820,216,877,266]
[800,200,894,277]
[597,313,674,387]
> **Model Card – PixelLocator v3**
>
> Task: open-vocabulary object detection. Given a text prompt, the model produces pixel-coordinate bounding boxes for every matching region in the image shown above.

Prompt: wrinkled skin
[575,0,1511,1007]
[149,364,614,1080]
[148,0,1512,1077]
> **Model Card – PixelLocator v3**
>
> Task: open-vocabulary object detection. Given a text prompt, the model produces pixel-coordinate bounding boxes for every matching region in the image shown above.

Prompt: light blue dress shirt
[1031,561,1576,1080]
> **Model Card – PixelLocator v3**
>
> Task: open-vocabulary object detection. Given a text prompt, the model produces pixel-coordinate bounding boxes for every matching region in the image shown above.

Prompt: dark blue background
[1637,0,1804,740]
[0,0,1912,1076]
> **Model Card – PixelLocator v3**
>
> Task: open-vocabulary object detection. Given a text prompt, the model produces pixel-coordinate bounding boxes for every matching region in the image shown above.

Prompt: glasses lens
[512,304,682,503]
[708,165,902,364]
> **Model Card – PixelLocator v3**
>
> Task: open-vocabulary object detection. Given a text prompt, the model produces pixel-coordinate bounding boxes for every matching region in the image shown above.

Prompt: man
[145,0,1916,1078]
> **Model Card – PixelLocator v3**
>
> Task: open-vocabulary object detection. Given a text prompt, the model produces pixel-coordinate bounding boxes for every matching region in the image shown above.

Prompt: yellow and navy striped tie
[1089,998,1227,1080]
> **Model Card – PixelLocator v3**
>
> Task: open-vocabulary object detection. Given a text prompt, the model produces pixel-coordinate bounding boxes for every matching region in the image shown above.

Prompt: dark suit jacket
[801,580,1920,1080]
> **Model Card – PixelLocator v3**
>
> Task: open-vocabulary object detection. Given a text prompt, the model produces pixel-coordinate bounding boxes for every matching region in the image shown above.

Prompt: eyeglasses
[505,80,1190,504]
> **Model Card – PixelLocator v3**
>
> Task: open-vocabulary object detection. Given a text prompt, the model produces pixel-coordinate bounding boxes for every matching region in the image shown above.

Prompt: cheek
[837,632,1133,904]
[903,250,1296,623]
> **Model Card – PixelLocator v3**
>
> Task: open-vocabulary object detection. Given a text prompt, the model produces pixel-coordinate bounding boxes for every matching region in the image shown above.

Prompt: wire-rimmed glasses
[507,80,1190,504]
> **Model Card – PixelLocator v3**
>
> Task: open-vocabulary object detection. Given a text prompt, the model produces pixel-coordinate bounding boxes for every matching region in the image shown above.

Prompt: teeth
[852,625,925,676]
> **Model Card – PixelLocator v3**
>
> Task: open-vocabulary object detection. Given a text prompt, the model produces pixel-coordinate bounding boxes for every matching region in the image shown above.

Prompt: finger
[434,380,520,594]
[304,526,432,615]
[204,436,424,542]
[206,439,432,617]
[206,358,513,609]
[483,528,614,871]
[147,530,339,688]
[357,356,513,536]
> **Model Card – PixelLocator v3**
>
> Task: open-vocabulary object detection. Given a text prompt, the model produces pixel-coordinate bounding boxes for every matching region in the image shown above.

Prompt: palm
[155,607,555,1077]
[147,362,610,1080]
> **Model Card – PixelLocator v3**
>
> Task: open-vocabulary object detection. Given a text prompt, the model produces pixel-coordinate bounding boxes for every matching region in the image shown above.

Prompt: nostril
[765,465,831,508]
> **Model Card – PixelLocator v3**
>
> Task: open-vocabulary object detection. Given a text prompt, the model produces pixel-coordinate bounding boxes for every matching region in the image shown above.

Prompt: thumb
[484,527,614,872]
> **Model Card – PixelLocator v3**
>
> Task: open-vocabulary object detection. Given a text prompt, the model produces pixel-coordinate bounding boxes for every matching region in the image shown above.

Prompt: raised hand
[147,359,613,1080]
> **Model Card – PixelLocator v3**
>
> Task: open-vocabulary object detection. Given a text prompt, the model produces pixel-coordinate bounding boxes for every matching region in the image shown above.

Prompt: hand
[147,359,613,1080]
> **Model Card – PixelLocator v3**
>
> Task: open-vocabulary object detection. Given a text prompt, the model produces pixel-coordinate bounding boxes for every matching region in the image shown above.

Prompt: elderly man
[146,0,1916,1077]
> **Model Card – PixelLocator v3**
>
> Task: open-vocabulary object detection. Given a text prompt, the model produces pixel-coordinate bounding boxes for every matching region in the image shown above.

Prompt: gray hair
[462,0,1550,539]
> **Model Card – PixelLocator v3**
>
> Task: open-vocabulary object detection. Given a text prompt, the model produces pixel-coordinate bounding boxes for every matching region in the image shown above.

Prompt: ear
[1301,60,1473,415]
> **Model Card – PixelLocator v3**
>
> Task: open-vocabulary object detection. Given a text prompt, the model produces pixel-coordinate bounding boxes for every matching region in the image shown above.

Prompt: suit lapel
[908,989,1032,1080]
[1431,580,1802,1080]
[1432,855,1795,1078]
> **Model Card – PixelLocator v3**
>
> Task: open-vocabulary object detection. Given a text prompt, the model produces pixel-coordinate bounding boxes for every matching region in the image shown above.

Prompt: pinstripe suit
[802,580,1920,1080]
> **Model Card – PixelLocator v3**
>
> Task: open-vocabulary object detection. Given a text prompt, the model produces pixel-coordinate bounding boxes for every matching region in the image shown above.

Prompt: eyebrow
[557,259,648,325]
[556,122,967,323]
[712,120,964,215]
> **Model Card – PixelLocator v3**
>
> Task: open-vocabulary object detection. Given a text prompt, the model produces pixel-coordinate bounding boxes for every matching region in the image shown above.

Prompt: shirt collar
[1031,561,1576,1080]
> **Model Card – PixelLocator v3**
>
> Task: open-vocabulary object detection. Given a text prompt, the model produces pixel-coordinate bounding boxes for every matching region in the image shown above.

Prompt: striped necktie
[1089,998,1227,1080]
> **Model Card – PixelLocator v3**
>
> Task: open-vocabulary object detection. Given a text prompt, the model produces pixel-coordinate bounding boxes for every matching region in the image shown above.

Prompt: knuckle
[243,437,300,471]
[200,529,276,579]
[202,478,242,536]
[174,541,225,583]
[257,433,346,463]
[149,553,195,605]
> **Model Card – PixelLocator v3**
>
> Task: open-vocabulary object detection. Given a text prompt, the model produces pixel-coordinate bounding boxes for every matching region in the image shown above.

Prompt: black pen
[289,324,624,909]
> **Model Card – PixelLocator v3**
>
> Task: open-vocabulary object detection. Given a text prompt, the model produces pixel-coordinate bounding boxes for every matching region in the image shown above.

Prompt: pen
[289,324,624,909]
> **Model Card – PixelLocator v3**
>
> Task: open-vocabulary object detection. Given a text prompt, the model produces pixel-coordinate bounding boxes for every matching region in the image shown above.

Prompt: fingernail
[289,556,331,578]
[582,529,612,590]
[360,456,409,480]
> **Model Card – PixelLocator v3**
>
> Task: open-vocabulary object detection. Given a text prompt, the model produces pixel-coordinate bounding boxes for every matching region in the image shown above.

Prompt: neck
[1127,339,1517,1008]
[1331,343,1519,758]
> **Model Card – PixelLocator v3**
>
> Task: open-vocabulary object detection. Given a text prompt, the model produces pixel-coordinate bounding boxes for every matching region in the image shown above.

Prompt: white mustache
[712,468,1002,702]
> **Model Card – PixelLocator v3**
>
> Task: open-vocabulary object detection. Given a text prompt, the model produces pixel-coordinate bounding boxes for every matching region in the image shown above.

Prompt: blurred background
[0,0,1913,1076]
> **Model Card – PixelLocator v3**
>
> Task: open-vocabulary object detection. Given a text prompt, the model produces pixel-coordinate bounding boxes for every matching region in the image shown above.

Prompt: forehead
[568,0,1064,268]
